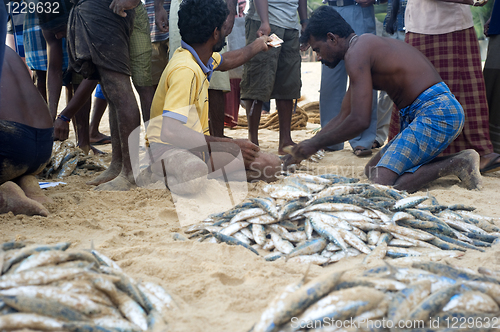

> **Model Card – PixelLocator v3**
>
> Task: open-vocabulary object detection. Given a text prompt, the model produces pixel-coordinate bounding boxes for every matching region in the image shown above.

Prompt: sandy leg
[16,175,54,205]
[0,182,49,216]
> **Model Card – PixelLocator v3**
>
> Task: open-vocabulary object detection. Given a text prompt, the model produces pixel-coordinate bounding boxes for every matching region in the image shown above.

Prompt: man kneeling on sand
[283,6,482,193]
[0,48,54,216]
[144,0,281,195]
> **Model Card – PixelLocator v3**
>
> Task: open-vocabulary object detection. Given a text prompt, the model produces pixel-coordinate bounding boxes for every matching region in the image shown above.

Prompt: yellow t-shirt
[147,44,222,144]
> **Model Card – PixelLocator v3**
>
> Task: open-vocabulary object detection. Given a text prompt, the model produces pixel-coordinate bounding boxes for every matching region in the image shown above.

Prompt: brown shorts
[240,18,301,102]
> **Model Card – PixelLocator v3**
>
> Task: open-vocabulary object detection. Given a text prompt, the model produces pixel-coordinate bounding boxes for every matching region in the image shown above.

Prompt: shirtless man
[0,47,53,216]
[284,6,482,193]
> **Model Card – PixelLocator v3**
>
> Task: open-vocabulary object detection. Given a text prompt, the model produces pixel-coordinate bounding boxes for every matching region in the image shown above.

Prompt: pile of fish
[41,141,107,179]
[185,173,500,265]
[251,262,500,332]
[0,241,174,331]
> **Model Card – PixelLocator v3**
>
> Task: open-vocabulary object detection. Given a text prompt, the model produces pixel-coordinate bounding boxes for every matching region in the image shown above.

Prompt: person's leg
[369,150,482,193]
[16,174,53,205]
[209,89,226,137]
[89,99,110,143]
[0,181,49,216]
[91,67,141,190]
[33,70,47,102]
[244,99,263,145]
[276,99,295,155]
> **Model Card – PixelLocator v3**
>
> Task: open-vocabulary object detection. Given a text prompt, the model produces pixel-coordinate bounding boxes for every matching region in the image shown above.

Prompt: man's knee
[368,166,398,187]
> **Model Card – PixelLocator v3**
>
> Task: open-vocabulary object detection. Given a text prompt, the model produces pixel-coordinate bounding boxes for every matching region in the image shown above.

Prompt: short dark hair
[300,6,354,44]
[178,0,229,45]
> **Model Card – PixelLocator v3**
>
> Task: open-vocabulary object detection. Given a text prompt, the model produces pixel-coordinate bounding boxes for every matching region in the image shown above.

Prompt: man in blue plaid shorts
[284,6,482,193]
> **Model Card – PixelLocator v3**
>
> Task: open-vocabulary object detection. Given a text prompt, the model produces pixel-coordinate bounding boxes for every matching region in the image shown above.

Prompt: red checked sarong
[388,27,494,156]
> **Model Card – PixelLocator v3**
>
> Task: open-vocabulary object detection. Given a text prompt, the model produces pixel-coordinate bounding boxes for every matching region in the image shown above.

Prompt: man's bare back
[345,34,442,110]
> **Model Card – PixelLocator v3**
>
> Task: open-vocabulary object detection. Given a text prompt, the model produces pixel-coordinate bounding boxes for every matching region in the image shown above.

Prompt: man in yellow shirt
[146,0,281,195]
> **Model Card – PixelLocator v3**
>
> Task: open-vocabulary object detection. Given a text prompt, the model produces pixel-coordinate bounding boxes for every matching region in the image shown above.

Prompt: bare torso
[345,34,442,109]
[0,47,52,129]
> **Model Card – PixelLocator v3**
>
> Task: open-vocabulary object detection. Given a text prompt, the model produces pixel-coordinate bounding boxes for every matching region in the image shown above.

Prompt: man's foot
[480,153,500,174]
[353,146,373,157]
[278,142,297,156]
[87,163,121,186]
[94,174,136,191]
[446,150,482,190]
[372,141,382,149]
[0,182,49,216]
[16,175,54,205]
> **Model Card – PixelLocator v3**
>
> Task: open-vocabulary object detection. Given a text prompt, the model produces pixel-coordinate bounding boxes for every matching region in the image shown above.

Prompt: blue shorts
[377,82,465,175]
[94,83,106,100]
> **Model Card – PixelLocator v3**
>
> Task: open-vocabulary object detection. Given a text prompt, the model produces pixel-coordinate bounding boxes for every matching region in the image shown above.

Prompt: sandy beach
[2,62,500,331]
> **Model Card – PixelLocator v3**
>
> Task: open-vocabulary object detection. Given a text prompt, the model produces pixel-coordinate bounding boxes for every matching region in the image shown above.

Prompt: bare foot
[87,163,120,186]
[0,182,49,216]
[16,175,54,205]
[447,150,483,190]
[278,142,297,156]
[90,133,111,144]
[94,174,136,191]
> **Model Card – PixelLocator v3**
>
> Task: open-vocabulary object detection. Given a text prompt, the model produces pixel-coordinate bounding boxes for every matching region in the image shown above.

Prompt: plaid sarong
[388,27,494,156]
[23,12,69,71]
[378,82,464,175]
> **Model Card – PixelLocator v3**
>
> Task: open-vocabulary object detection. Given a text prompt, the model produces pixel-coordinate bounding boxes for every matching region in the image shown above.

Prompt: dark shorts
[240,18,301,102]
[67,0,134,80]
[0,120,53,182]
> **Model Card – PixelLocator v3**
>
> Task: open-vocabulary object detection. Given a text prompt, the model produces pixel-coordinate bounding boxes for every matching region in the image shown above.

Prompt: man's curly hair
[178,0,229,45]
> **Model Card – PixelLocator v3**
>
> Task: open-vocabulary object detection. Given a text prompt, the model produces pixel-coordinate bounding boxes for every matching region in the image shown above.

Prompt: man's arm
[41,29,63,121]
[216,35,269,71]
[287,51,375,162]
[154,0,169,32]
[254,0,271,36]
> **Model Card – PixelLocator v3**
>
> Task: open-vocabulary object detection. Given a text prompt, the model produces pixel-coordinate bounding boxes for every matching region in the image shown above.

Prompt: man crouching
[284,6,481,193]
[145,0,281,195]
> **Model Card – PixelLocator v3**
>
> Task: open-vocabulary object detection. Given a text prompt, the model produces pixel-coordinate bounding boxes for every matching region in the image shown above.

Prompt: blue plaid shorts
[377,82,465,175]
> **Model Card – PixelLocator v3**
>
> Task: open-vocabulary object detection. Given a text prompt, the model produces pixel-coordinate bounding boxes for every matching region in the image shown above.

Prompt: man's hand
[109,0,140,17]
[54,118,70,141]
[257,22,271,37]
[233,139,260,166]
[355,0,375,8]
[155,6,169,32]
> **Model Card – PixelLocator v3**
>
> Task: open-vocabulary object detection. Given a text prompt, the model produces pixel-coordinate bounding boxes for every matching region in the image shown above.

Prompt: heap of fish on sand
[185,172,500,265]
[251,262,500,332]
[0,241,174,331]
[41,141,108,179]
